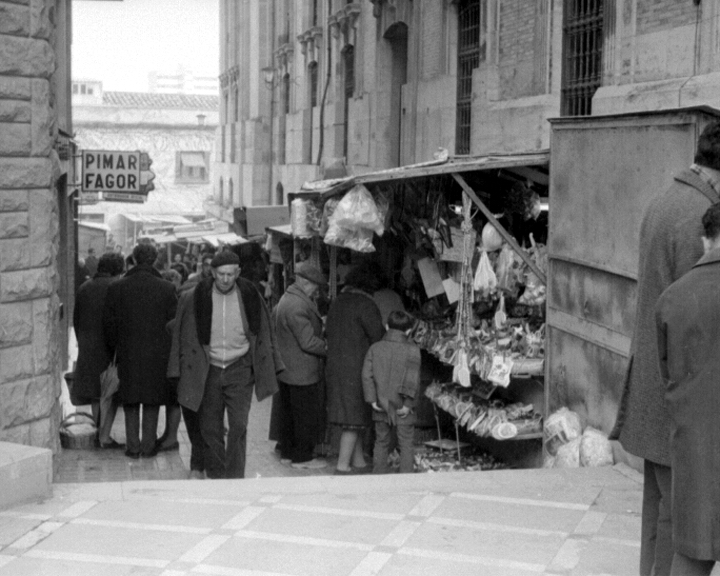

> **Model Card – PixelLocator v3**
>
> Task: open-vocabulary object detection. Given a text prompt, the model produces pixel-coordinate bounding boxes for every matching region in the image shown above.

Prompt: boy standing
[362,311,421,474]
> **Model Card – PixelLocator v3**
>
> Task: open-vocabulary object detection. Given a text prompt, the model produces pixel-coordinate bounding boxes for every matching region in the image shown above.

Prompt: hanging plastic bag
[481,222,503,252]
[320,197,340,236]
[324,222,376,253]
[332,184,385,235]
[291,198,322,238]
[452,348,472,388]
[496,243,520,294]
[473,250,497,297]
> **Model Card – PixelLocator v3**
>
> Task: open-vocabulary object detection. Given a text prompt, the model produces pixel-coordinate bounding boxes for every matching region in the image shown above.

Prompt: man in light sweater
[167,250,283,479]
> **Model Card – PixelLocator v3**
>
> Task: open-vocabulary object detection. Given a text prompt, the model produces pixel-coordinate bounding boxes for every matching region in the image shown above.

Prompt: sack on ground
[543,407,582,456]
[553,436,581,468]
[579,427,614,467]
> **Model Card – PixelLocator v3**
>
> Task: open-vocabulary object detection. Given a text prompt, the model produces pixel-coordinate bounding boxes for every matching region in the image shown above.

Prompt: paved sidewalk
[0,464,650,576]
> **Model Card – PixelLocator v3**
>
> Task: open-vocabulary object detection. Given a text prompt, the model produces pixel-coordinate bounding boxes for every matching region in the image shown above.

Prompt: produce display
[425,381,543,439]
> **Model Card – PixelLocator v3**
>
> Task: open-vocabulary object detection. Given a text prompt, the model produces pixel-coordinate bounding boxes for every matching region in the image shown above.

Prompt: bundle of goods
[323,185,387,253]
[412,318,545,380]
[542,407,614,468]
[425,381,543,439]
[414,445,507,473]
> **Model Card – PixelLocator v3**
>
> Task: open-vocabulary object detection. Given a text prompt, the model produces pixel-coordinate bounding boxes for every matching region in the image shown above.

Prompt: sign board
[81,150,155,197]
[102,192,147,204]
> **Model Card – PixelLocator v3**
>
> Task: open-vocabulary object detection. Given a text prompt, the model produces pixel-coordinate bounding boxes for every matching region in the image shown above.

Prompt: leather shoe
[155,440,179,452]
[99,438,125,450]
[140,447,158,458]
[124,450,140,459]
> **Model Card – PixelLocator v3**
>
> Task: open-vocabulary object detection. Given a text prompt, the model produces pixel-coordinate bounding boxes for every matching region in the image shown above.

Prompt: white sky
[72,0,219,92]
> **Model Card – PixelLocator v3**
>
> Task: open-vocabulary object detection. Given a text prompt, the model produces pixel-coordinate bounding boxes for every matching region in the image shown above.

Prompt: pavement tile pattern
[0,466,648,576]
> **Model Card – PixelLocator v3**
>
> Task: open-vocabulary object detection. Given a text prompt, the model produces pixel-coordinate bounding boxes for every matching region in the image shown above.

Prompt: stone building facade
[210,0,720,224]
[0,0,73,453]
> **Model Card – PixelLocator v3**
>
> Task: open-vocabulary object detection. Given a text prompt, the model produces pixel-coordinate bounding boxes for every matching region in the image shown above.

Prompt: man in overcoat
[655,202,720,575]
[167,250,283,479]
[610,121,720,575]
[274,262,327,469]
[103,243,178,458]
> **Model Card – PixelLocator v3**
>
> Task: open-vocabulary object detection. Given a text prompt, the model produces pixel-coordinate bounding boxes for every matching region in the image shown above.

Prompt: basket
[59,412,97,449]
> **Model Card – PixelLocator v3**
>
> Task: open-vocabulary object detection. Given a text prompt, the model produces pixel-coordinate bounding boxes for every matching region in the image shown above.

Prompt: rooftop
[102,91,219,110]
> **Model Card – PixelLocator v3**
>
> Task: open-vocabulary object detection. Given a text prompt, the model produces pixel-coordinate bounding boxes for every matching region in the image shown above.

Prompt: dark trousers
[279,381,319,464]
[198,358,253,479]
[641,460,673,576]
[373,420,414,474]
[670,553,715,576]
[123,403,160,455]
[181,405,204,472]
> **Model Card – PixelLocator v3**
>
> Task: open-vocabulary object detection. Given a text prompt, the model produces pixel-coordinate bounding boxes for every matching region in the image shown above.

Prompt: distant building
[73,83,219,253]
[149,67,219,96]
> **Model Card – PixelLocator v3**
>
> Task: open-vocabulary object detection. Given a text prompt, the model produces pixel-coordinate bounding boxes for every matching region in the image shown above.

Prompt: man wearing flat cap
[167,249,284,479]
[274,262,328,469]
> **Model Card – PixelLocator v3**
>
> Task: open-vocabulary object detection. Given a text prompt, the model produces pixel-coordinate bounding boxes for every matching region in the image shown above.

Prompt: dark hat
[294,262,327,286]
[210,251,241,268]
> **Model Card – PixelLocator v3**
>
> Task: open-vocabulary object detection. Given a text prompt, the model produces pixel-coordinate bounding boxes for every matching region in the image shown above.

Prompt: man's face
[174,254,182,263]
[201,258,213,277]
[212,264,240,293]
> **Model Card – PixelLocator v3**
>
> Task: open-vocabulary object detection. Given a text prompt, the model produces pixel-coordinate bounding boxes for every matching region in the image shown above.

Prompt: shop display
[414,445,507,473]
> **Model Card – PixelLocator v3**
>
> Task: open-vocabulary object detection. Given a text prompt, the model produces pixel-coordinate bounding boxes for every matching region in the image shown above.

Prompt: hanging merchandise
[473,250,497,298]
[291,198,322,238]
[481,221,503,252]
[332,184,385,235]
[496,243,522,296]
[324,224,376,253]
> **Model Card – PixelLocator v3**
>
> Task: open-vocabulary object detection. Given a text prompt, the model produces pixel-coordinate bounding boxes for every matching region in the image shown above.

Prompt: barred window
[309,61,319,108]
[343,45,355,159]
[312,0,319,27]
[283,73,291,115]
[456,0,482,155]
[561,0,604,116]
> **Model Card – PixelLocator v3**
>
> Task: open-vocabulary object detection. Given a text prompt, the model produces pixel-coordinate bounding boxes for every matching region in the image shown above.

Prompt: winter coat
[275,283,326,385]
[656,247,720,560]
[102,264,178,405]
[362,329,421,425]
[166,276,283,412]
[326,289,384,427]
[610,168,720,465]
[72,274,115,404]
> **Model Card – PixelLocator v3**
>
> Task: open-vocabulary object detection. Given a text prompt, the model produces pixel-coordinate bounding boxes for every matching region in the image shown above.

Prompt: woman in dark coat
[103,243,178,457]
[73,252,125,445]
[326,263,384,473]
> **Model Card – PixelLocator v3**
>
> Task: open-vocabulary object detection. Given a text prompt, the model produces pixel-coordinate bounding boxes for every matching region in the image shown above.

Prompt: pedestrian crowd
[611,121,720,575]
[72,242,421,481]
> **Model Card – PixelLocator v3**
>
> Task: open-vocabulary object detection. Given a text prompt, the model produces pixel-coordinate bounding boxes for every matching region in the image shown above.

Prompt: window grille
[283,73,291,115]
[343,45,355,159]
[309,62,319,108]
[456,0,481,155]
[561,0,604,116]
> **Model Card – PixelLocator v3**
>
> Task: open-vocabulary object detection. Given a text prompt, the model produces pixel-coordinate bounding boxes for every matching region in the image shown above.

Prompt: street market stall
[290,151,550,469]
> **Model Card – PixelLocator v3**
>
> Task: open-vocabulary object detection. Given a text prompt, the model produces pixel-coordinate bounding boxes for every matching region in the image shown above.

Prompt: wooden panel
[546,326,628,434]
[548,258,637,339]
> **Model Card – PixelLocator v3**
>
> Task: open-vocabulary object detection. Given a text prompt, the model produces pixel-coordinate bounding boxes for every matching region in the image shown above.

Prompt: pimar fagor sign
[80,150,155,202]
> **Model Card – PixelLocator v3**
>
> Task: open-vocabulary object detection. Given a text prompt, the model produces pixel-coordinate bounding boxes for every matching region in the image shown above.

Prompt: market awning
[202,232,247,247]
[180,152,207,168]
[78,221,110,232]
[297,151,550,198]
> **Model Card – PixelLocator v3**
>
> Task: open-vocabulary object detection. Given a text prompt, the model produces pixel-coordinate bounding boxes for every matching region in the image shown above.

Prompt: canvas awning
[202,232,247,247]
[180,152,207,168]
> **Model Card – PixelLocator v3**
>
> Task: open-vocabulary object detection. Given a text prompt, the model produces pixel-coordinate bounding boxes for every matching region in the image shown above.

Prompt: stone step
[0,441,52,511]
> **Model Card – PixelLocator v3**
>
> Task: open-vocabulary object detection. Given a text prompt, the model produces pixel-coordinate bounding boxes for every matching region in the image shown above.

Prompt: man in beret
[167,249,284,479]
[274,262,328,469]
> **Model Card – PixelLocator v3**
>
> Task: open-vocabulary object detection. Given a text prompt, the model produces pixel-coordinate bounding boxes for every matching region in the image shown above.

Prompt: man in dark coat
[611,121,720,575]
[655,202,720,575]
[73,252,125,448]
[166,250,283,479]
[274,262,327,470]
[103,243,178,459]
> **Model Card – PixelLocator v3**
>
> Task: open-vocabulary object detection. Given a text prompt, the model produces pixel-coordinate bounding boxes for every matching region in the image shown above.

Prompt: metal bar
[452,172,547,285]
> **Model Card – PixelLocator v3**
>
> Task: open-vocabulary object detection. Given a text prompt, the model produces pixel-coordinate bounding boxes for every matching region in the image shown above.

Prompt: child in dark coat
[362,311,421,474]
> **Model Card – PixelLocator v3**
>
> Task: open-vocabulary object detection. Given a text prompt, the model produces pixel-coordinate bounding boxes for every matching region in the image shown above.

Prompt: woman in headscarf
[325,262,385,474]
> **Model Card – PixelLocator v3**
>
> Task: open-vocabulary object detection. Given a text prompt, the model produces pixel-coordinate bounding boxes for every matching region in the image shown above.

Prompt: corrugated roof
[102,91,219,110]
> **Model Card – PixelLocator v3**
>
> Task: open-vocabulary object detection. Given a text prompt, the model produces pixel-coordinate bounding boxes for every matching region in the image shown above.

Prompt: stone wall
[0,0,63,452]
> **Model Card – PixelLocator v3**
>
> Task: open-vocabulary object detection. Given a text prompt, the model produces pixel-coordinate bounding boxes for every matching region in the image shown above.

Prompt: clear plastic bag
[324,222,376,253]
[543,407,582,456]
[332,185,385,235]
[473,250,497,297]
[579,427,614,467]
[291,198,322,238]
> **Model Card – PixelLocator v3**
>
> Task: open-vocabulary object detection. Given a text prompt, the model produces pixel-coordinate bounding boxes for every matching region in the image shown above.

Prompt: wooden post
[452,172,547,285]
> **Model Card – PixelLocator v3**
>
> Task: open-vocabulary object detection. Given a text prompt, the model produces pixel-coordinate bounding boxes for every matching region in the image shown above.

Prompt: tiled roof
[102,91,219,110]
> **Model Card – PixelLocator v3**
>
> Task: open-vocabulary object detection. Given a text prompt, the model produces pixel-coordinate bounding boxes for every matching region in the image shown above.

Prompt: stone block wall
[0,0,63,452]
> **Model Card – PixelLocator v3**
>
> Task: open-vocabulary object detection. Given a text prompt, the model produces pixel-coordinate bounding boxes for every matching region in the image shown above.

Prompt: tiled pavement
[1,464,648,576]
